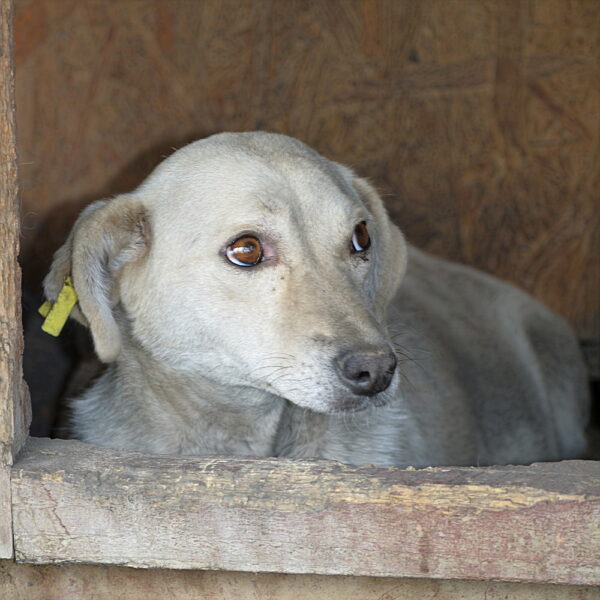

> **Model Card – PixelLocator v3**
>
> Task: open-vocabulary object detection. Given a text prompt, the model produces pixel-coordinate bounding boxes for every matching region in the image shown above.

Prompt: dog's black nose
[335,347,397,396]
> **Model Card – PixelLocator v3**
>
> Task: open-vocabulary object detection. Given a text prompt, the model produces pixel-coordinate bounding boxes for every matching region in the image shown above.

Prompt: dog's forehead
[142,137,362,224]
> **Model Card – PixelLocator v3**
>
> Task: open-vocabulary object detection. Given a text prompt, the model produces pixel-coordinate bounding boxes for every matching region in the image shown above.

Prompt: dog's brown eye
[226,235,263,267]
[351,221,371,253]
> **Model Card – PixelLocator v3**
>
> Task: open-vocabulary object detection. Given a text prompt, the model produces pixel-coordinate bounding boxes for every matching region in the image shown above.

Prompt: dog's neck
[77,342,287,457]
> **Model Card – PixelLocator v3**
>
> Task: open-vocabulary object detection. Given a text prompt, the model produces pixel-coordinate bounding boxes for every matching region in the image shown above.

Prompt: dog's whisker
[389,341,426,371]
[265,371,295,386]
[263,353,296,361]
[246,364,289,376]
[247,364,292,375]
[276,376,313,385]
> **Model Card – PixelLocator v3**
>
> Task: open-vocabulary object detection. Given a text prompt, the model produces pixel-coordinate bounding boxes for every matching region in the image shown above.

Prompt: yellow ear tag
[39,276,78,337]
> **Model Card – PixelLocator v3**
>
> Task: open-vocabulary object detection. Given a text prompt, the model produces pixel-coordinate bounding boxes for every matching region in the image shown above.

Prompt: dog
[42,132,589,467]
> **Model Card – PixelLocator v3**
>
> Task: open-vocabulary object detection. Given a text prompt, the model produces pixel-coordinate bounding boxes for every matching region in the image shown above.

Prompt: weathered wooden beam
[0,560,596,600]
[11,438,600,585]
[1,0,28,561]
[0,466,11,557]
[0,0,29,469]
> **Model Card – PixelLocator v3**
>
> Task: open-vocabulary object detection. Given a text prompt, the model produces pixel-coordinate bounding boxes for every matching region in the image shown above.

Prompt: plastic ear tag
[39,276,78,337]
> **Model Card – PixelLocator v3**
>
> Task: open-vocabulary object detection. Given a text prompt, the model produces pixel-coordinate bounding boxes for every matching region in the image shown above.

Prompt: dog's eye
[226,235,263,267]
[351,221,371,253]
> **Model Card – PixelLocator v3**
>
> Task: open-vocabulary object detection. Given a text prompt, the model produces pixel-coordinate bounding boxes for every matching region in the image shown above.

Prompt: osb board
[1,562,599,600]
[13,0,600,340]
[11,439,600,585]
[0,0,29,467]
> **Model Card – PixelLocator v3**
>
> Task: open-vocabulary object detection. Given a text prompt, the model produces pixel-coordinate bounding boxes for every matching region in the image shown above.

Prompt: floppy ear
[43,195,150,363]
[352,177,408,318]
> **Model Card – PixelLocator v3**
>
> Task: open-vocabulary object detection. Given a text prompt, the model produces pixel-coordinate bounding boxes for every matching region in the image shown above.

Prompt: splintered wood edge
[0,0,20,561]
[0,0,29,469]
[10,438,600,585]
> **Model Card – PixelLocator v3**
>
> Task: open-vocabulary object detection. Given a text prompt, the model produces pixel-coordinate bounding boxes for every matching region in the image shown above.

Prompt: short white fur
[43,132,589,467]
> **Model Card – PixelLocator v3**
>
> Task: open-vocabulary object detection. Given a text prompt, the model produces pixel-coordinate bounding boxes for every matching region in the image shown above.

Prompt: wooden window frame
[0,0,598,586]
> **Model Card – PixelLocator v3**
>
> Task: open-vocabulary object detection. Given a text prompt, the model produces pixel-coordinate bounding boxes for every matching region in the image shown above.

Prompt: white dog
[43,132,589,467]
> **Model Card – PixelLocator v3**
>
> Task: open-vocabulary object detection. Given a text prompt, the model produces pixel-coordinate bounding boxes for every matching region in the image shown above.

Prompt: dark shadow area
[22,289,100,437]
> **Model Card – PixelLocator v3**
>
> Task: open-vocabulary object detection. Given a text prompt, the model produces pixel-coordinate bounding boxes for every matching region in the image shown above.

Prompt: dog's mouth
[328,393,390,414]
[267,387,390,414]
[249,358,397,414]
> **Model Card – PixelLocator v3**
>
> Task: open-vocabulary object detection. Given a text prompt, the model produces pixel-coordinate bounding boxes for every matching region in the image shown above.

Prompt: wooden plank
[1,560,598,600]
[11,438,600,585]
[0,0,29,467]
[0,466,12,558]
[0,0,21,558]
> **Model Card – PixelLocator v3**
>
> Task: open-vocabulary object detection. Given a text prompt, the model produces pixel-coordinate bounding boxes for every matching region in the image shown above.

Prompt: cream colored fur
[43,132,589,467]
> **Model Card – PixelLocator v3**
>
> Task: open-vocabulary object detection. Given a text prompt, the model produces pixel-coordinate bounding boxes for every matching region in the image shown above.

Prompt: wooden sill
[10,437,600,585]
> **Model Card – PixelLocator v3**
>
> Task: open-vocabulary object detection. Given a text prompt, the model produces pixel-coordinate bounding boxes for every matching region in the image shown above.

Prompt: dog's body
[44,132,589,467]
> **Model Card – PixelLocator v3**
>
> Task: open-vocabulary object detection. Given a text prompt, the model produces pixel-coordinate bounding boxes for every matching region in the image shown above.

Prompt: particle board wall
[14,0,600,341]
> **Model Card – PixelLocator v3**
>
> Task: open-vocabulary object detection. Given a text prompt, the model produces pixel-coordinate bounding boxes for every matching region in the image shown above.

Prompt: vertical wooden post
[0,0,29,558]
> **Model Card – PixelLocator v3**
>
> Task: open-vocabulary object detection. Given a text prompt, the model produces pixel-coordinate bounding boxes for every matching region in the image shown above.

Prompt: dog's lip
[329,393,389,413]
[331,399,370,413]
[255,381,390,413]
[267,389,379,413]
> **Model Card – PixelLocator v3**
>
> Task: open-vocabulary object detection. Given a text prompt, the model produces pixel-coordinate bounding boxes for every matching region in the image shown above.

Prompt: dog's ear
[43,196,150,363]
[352,177,408,317]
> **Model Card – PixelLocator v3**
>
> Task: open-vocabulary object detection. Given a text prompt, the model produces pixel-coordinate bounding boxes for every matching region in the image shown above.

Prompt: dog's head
[44,133,408,413]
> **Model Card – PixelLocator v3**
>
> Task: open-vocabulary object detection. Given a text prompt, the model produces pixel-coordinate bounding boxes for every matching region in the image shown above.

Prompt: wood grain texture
[11,438,600,585]
[0,0,29,468]
[13,0,600,341]
[0,467,12,558]
[1,561,599,600]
